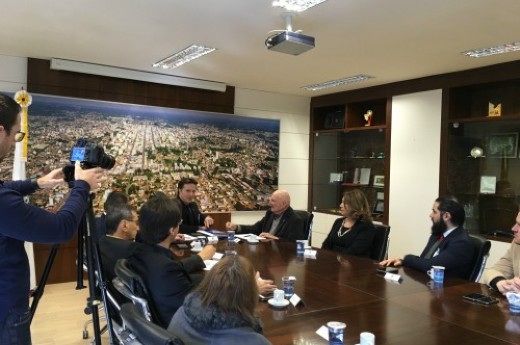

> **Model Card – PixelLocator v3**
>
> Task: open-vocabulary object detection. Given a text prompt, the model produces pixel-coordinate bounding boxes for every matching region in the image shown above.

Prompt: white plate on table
[268,298,290,308]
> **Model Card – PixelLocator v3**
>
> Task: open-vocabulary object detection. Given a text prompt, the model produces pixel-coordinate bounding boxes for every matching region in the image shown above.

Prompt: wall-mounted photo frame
[488,132,518,158]
[2,93,280,212]
[373,175,385,187]
[373,199,384,214]
[480,176,497,194]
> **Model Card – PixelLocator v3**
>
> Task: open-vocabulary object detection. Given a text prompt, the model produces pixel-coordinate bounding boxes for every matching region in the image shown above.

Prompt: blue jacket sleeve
[2,179,39,196]
[0,180,91,244]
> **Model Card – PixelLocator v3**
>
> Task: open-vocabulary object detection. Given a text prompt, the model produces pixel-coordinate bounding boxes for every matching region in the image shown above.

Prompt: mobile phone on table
[462,293,498,305]
[259,293,274,302]
[376,266,398,275]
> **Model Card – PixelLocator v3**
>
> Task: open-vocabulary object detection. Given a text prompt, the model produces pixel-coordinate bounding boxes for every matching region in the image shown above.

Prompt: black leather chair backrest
[114,258,163,326]
[370,224,391,261]
[467,235,492,282]
[293,210,314,240]
[120,303,184,345]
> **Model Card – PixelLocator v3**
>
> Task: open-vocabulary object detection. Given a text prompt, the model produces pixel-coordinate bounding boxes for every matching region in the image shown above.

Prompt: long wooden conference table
[173,239,519,345]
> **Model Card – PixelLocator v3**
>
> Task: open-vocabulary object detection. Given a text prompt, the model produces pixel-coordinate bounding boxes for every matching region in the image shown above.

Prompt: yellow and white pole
[13,88,36,288]
[13,88,31,180]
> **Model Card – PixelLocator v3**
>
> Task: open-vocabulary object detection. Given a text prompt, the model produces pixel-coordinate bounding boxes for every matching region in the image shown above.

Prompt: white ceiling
[2,0,520,97]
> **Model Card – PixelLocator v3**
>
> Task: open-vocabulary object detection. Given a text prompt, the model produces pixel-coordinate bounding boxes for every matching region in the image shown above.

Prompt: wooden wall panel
[27,58,235,114]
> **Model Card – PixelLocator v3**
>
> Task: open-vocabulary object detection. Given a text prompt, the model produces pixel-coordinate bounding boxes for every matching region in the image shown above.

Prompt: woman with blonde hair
[168,255,271,345]
[322,189,376,257]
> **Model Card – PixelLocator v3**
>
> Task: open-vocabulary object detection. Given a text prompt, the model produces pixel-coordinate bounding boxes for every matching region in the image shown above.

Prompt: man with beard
[380,196,474,279]
[482,211,520,293]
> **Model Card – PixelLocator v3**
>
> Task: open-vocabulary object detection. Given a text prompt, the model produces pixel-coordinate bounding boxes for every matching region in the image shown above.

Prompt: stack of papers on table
[235,234,263,241]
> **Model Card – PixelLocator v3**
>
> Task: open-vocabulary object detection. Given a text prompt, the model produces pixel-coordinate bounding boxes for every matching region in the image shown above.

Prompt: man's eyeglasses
[14,131,25,142]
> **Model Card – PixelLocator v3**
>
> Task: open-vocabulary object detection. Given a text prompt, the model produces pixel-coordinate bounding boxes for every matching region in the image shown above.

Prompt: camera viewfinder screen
[71,147,86,162]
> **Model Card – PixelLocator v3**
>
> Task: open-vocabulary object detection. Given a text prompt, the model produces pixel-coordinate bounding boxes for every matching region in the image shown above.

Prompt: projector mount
[265,12,301,46]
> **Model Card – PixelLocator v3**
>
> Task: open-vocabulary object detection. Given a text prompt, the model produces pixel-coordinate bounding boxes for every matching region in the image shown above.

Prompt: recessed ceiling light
[272,0,329,12]
[302,75,374,91]
[462,41,520,58]
[153,45,216,69]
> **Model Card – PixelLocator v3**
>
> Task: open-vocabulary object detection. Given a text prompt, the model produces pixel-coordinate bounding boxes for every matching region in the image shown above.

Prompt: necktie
[424,235,444,259]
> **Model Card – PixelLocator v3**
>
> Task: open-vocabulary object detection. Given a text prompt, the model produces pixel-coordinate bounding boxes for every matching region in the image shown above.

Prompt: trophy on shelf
[364,110,373,126]
[488,102,501,117]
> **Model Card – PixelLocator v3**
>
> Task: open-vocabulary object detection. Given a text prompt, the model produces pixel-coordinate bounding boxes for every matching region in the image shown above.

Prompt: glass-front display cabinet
[444,79,520,238]
[310,98,390,224]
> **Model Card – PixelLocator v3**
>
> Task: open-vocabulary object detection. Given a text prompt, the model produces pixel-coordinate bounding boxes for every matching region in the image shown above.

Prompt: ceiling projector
[266,31,315,55]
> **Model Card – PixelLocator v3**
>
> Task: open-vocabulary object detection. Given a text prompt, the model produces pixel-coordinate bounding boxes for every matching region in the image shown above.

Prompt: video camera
[63,138,115,185]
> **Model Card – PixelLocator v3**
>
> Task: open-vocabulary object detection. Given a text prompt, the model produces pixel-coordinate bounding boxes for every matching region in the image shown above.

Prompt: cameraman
[0,94,105,345]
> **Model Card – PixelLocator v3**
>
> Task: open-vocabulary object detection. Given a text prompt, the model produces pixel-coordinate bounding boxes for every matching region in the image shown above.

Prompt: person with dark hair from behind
[483,210,520,293]
[98,203,140,282]
[96,190,130,237]
[174,177,214,233]
[168,255,271,345]
[127,192,216,326]
[225,189,306,240]
[380,196,474,279]
[0,93,105,345]
[321,189,376,257]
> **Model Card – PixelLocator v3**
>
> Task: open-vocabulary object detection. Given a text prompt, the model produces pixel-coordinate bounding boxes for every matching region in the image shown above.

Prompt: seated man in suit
[95,190,130,238]
[380,196,474,279]
[482,210,520,293]
[174,177,214,233]
[127,192,216,326]
[98,203,140,282]
[225,189,306,240]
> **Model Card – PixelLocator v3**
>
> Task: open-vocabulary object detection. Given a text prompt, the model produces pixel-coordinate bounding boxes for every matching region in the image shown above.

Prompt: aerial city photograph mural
[0,94,280,213]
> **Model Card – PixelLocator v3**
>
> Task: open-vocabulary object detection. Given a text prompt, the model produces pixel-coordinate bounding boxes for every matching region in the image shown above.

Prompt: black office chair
[119,303,184,345]
[113,258,163,326]
[293,210,314,241]
[370,224,391,261]
[467,235,492,282]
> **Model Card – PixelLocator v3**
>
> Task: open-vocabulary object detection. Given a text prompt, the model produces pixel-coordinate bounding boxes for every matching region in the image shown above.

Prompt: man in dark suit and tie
[380,196,474,279]
[225,189,306,241]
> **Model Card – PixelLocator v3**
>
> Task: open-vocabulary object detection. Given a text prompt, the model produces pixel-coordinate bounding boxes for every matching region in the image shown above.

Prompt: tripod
[30,193,117,345]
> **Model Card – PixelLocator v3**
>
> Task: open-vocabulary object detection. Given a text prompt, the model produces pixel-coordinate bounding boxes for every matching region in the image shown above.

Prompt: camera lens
[99,154,116,169]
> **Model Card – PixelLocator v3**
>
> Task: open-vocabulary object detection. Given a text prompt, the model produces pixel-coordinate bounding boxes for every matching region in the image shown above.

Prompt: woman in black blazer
[322,189,376,258]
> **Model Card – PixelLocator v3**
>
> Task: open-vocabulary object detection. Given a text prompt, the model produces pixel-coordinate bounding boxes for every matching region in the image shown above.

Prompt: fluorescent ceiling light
[272,0,329,12]
[153,45,216,70]
[302,75,374,91]
[462,41,520,58]
[50,58,226,92]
